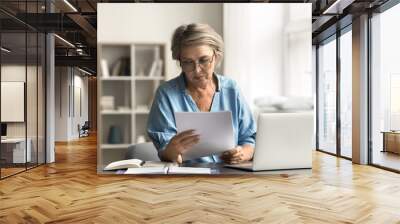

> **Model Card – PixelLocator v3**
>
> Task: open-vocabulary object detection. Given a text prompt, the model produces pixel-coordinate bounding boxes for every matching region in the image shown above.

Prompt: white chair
[125,142,160,161]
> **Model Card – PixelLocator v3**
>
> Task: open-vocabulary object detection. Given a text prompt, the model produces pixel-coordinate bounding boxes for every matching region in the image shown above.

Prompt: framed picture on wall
[1,81,25,122]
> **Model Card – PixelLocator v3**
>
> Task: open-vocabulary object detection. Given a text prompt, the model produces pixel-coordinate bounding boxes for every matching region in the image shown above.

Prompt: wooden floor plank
[0,134,400,223]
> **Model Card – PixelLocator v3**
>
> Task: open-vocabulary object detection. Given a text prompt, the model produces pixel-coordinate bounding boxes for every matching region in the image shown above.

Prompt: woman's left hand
[220,145,254,164]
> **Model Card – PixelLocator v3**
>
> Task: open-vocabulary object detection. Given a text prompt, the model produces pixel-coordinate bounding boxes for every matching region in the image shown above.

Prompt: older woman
[147,23,256,164]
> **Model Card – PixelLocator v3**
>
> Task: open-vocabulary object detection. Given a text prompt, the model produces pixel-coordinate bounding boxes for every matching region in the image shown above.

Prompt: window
[340,29,352,158]
[317,37,337,154]
[390,74,400,130]
[0,1,47,179]
[371,2,400,171]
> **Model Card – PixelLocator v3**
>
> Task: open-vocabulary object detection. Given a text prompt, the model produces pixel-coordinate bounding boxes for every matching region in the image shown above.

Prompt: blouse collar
[177,72,221,94]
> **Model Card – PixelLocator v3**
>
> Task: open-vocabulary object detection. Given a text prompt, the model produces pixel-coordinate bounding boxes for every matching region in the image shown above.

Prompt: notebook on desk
[104,159,176,170]
[104,159,211,174]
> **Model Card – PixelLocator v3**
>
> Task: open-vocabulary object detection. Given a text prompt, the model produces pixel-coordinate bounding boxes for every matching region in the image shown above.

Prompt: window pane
[340,29,352,158]
[318,38,337,154]
[27,31,38,169]
[38,32,46,165]
[1,31,28,177]
[371,3,400,171]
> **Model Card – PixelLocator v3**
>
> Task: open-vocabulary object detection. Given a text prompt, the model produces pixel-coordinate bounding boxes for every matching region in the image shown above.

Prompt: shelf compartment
[99,45,131,78]
[134,44,165,78]
[134,81,161,110]
[101,81,132,110]
[134,114,150,143]
[101,114,132,145]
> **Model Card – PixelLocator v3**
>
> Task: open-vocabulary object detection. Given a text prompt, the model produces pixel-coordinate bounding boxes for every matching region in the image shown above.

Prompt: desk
[1,138,31,163]
[100,162,312,175]
[382,131,400,154]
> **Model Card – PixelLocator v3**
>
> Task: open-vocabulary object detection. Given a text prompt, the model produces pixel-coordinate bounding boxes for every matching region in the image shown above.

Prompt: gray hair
[171,23,224,61]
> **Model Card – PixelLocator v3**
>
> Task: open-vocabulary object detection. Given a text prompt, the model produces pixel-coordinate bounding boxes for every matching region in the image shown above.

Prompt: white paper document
[125,167,168,174]
[168,167,211,174]
[124,166,211,174]
[175,111,235,160]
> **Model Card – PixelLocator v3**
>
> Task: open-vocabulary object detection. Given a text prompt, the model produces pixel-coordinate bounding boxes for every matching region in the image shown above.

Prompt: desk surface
[188,163,312,175]
[99,162,312,175]
[1,138,26,143]
[381,131,400,134]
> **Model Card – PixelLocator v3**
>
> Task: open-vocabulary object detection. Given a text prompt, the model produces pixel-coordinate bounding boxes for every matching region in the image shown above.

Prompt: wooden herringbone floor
[1,134,400,224]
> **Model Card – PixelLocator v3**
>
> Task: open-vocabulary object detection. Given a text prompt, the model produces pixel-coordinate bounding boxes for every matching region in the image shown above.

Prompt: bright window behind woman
[318,37,337,154]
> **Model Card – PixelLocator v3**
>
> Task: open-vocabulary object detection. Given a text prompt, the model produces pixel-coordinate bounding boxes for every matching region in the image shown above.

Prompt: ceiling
[0,0,391,74]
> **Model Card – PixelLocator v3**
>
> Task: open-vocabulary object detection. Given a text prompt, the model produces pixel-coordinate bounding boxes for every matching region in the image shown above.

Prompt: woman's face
[180,45,216,89]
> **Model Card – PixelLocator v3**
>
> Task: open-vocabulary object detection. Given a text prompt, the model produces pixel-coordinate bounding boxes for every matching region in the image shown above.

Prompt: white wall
[1,65,26,81]
[284,4,312,97]
[224,4,284,105]
[223,4,312,108]
[55,67,89,141]
[97,3,223,80]
[72,74,89,138]
[55,67,69,141]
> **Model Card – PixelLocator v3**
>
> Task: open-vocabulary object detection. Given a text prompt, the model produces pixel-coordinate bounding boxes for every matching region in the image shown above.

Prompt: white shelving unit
[97,43,166,171]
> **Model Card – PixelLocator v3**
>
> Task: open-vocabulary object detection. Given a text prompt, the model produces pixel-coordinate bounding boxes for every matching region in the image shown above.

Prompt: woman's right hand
[161,129,200,163]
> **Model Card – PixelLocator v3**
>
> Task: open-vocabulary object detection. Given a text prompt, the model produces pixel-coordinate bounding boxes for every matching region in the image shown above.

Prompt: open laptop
[225,112,314,171]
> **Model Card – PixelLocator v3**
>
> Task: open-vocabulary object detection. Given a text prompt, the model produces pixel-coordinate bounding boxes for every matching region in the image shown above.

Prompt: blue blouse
[147,73,256,163]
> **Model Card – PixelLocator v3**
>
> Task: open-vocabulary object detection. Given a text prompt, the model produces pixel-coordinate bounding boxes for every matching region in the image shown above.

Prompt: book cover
[148,60,158,77]
[154,60,163,77]
[100,59,110,78]
[111,60,122,76]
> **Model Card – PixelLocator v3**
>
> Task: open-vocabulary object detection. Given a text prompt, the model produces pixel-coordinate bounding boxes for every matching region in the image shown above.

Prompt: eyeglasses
[180,53,215,72]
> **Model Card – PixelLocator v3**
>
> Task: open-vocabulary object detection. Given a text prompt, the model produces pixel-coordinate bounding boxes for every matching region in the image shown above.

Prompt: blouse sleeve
[236,86,257,147]
[146,87,176,157]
